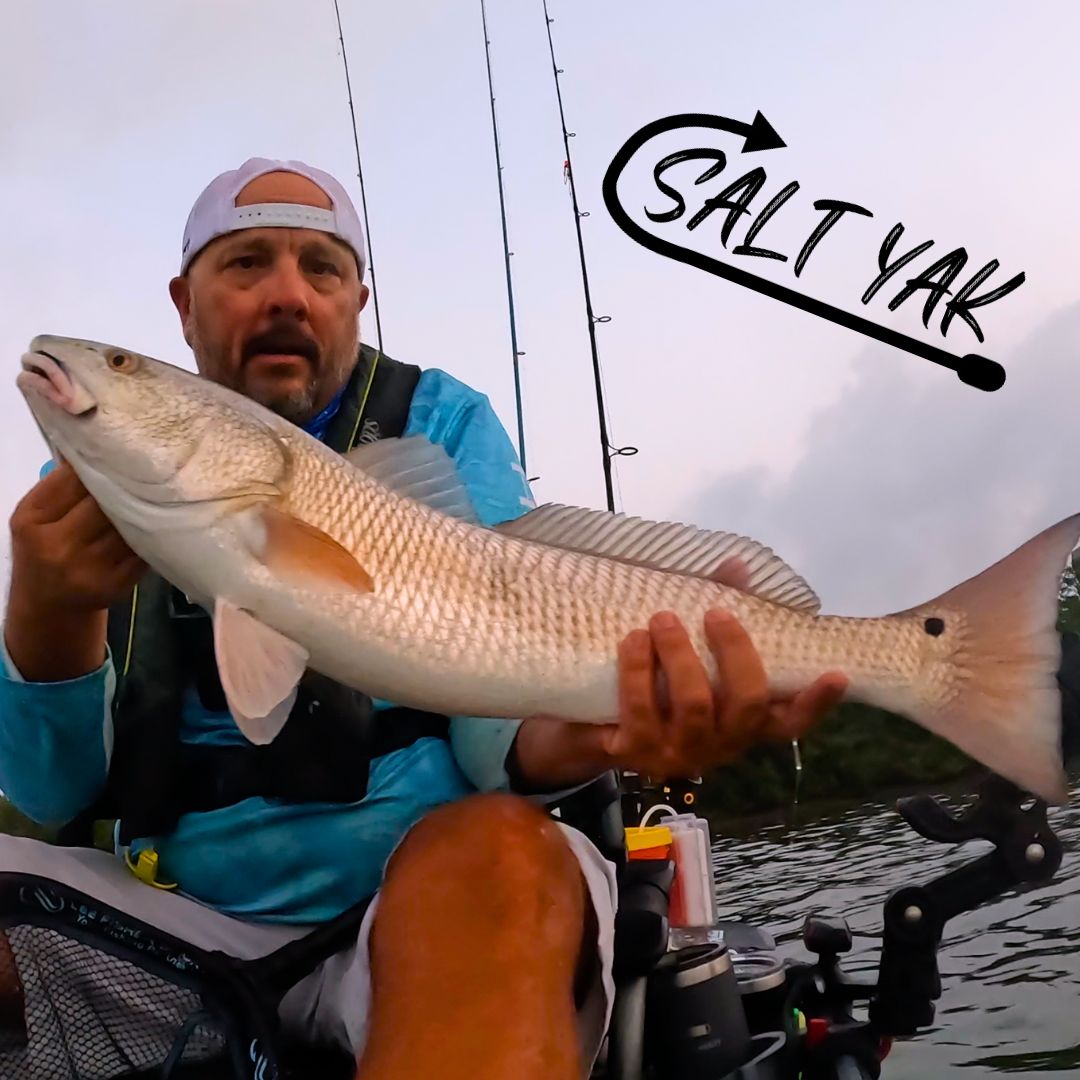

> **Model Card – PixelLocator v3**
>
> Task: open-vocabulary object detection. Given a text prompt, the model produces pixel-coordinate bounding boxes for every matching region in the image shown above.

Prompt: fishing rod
[540,0,636,513]
[332,0,383,350]
[479,0,528,474]
[540,0,804,820]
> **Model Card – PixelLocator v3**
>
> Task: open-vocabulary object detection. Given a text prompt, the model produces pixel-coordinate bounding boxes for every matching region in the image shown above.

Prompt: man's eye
[231,255,258,270]
[312,261,340,276]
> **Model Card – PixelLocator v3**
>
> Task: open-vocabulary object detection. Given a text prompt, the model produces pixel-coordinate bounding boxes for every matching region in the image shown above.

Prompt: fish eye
[106,350,140,374]
[924,617,946,636]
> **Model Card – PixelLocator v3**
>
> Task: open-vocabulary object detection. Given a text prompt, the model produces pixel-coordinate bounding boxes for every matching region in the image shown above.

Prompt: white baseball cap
[179,157,367,279]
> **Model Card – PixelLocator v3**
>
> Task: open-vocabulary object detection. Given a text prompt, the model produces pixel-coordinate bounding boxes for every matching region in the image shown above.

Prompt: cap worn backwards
[179,157,367,280]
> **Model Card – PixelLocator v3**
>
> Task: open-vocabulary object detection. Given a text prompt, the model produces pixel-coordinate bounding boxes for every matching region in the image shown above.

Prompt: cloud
[681,301,1080,616]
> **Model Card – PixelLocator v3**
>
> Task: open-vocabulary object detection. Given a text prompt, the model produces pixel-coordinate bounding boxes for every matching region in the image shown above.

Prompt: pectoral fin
[213,597,310,745]
[242,504,375,594]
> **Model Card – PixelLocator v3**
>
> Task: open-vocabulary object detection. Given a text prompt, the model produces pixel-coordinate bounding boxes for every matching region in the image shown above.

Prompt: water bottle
[732,951,788,1035]
[645,942,752,1078]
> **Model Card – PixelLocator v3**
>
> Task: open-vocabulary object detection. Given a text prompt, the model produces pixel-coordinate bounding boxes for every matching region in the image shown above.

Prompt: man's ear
[169,275,195,347]
[168,275,191,320]
[358,283,370,312]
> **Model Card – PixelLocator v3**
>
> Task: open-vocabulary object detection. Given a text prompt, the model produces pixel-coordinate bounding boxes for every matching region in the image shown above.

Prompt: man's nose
[261,259,310,320]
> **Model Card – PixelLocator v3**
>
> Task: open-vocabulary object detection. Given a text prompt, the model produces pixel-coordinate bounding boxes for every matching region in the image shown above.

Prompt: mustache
[243,324,320,366]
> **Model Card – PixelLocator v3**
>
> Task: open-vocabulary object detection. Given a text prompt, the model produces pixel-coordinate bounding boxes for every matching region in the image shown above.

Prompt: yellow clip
[124,847,178,890]
[624,826,673,853]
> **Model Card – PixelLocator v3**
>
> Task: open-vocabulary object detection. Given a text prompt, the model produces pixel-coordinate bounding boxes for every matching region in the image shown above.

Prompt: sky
[1,0,1078,616]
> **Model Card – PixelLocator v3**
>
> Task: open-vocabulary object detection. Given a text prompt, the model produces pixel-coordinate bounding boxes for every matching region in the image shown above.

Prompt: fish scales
[17,335,1080,803]
[282,441,914,706]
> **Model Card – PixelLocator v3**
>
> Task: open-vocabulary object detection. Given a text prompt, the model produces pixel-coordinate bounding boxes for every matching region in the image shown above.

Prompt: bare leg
[0,932,25,1033]
[355,794,595,1080]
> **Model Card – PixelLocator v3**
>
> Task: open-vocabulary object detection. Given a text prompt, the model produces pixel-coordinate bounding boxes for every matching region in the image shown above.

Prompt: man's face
[169,171,369,424]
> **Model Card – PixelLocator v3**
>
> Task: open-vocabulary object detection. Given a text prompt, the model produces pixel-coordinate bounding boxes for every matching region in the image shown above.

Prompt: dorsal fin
[495,503,820,613]
[344,435,478,523]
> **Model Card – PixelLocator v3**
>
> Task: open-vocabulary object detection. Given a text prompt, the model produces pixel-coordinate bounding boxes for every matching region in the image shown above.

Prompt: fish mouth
[17,350,98,417]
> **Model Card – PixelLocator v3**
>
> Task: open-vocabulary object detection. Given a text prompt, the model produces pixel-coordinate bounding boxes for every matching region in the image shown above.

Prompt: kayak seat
[0,771,677,1080]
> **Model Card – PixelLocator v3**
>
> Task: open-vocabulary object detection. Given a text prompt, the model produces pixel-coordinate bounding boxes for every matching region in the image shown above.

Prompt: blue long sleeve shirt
[0,367,537,923]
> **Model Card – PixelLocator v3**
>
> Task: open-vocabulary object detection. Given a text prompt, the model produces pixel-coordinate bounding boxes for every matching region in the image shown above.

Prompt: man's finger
[785,672,847,740]
[611,628,660,758]
[107,552,149,595]
[650,611,714,759]
[16,462,89,525]
[85,527,142,569]
[704,609,769,742]
[58,493,123,548]
[709,556,751,591]
[762,672,848,742]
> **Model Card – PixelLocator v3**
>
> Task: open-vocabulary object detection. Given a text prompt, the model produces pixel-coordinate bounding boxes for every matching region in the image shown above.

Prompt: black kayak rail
[778,774,1064,1080]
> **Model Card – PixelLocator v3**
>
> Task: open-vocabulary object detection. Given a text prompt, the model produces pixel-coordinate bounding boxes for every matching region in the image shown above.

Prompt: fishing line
[540,0,636,513]
[479,0,529,475]
[791,738,804,807]
[332,0,383,350]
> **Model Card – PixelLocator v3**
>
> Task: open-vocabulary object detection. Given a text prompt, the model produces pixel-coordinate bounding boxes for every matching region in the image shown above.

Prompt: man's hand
[8,461,145,615]
[5,461,146,681]
[511,596,847,796]
[597,609,847,782]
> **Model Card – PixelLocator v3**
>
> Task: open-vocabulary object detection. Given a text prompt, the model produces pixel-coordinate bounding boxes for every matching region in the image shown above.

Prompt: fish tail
[905,513,1080,805]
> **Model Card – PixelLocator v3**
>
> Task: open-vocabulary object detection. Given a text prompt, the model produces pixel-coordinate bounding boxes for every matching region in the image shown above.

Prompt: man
[0,158,846,1079]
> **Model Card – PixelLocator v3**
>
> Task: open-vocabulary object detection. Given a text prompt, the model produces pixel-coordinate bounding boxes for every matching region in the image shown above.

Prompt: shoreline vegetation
[3,559,1078,846]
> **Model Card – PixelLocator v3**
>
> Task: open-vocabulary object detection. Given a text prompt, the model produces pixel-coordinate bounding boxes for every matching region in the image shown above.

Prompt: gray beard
[189,337,320,425]
[248,381,319,425]
[189,322,358,427]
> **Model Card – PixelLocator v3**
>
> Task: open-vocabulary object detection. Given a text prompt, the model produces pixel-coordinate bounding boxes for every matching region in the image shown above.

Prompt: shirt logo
[359,418,382,444]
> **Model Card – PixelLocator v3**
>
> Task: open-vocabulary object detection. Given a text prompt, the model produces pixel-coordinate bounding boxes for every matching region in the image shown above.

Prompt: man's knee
[383,793,586,933]
[361,797,591,1077]
[391,793,581,880]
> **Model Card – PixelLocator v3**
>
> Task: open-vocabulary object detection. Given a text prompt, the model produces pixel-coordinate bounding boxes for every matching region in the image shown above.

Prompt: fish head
[17,335,289,531]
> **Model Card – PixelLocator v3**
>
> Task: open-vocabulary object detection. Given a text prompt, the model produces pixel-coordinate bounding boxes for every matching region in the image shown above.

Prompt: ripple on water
[709,775,1080,1079]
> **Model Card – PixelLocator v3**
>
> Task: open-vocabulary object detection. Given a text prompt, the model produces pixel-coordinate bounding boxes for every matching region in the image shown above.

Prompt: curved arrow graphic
[602,113,1006,392]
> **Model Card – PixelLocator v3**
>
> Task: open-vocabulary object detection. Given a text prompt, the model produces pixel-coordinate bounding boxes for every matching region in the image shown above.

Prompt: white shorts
[0,826,618,1078]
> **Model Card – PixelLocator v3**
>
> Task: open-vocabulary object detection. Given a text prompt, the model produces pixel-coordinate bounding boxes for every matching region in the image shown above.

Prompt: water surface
[709,778,1080,1077]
